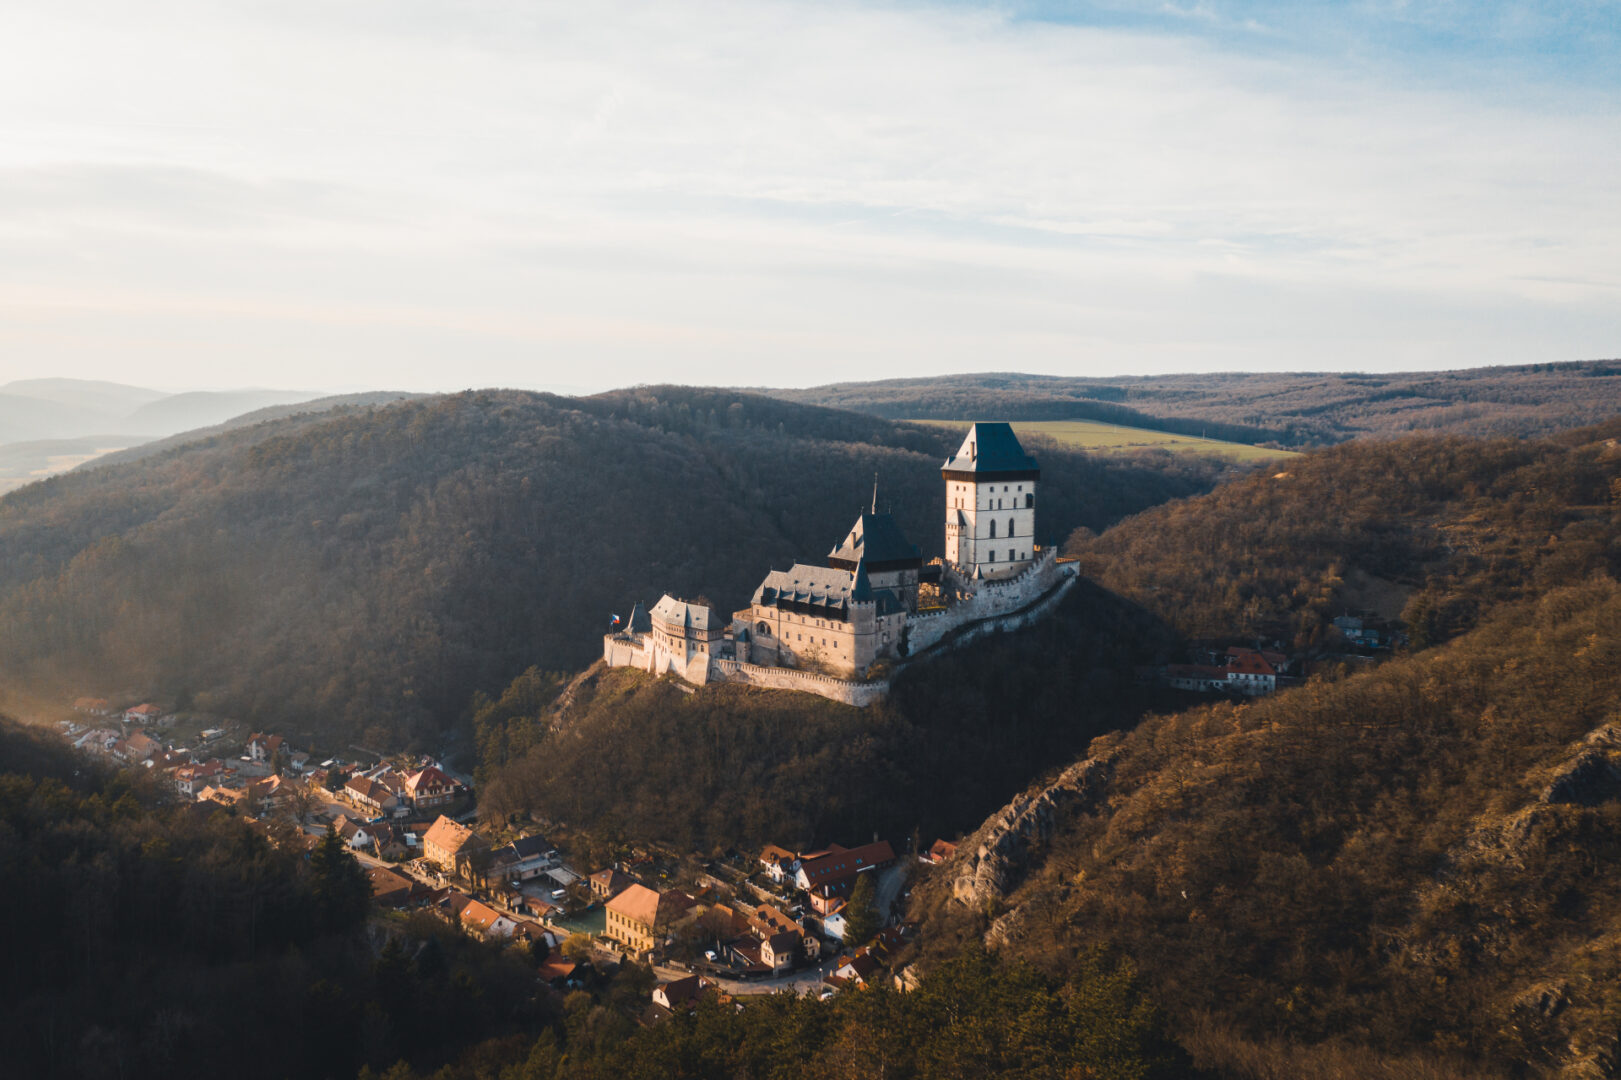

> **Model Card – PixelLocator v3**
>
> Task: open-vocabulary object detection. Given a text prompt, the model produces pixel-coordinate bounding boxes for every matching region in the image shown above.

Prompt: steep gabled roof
[650,594,717,633]
[941,422,1039,476]
[405,765,454,793]
[828,512,921,570]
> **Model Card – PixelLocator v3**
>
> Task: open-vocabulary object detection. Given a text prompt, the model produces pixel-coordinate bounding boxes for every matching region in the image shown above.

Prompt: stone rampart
[709,658,890,707]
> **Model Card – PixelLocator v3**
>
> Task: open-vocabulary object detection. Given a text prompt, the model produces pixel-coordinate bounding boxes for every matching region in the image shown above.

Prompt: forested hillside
[902,425,1621,1078]
[0,387,1221,748]
[1064,421,1621,648]
[769,361,1621,445]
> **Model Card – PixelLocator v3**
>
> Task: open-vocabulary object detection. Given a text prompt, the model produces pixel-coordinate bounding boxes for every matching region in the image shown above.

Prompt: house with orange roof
[422,814,489,880]
[402,765,457,809]
[793,840,895,915]
[459,898,519,940]
[605,884,699,956]
[123,703,165,725]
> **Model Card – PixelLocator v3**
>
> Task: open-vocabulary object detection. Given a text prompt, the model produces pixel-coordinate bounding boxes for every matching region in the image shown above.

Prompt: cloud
[0,0,1615,391]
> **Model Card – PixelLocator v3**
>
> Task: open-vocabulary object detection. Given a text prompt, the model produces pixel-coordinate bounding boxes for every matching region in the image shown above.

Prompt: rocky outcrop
[1542,747,1621,807]
[950,754,1113,911]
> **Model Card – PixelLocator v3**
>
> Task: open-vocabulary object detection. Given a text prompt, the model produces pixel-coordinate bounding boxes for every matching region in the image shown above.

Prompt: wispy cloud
[0,0,1615,391]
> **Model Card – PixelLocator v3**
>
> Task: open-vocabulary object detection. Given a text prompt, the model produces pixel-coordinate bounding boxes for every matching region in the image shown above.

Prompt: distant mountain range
[0,378,326,440]
[0,379,374,493]
[764,360,1621,445]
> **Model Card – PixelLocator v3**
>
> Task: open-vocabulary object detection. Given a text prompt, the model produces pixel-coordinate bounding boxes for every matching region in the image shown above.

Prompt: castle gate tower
[941,422,1039,580]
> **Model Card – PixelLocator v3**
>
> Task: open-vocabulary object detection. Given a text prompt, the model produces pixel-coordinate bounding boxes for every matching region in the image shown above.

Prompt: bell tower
[942,422,1039,580]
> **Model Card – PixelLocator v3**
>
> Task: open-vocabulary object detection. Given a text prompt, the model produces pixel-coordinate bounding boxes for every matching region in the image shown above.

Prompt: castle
[603,422,1078,705]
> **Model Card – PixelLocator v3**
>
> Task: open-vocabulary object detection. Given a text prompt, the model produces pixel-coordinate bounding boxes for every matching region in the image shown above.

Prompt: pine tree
[310,824,371,932]
[842,873,880,945]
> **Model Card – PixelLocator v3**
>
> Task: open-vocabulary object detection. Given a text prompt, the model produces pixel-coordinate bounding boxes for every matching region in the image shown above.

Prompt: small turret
[851,559,874,602]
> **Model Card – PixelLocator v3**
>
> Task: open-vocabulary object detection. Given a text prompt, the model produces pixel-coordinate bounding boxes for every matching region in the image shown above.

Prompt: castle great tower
[942,422,1039,580]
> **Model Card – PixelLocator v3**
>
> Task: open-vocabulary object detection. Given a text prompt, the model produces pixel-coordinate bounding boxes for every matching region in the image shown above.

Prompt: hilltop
[766,361,1621,445]
[478,574,1179,856]
[0,386,1223,747]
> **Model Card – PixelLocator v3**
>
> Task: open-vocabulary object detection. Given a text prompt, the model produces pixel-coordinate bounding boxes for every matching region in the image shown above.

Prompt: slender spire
[871,472,878,515]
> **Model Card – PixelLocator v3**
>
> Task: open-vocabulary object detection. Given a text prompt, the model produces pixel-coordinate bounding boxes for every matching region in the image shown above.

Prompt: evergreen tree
[841,873,880,945]
[310,823,371,933]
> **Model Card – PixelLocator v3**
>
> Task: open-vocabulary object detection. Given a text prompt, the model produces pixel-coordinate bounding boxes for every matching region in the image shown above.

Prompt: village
[53,694,941,1023]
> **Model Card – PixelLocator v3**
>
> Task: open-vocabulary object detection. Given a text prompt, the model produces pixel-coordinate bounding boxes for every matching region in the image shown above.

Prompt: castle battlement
[603,422,1078,706]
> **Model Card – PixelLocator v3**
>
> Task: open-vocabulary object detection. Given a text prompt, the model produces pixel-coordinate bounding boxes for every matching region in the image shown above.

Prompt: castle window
[988,520,996,538]
[989,550,997,561]
[1008,518,1014,536]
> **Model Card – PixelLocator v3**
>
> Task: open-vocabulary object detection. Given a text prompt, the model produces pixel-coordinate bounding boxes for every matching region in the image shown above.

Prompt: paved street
[654,961,834,998]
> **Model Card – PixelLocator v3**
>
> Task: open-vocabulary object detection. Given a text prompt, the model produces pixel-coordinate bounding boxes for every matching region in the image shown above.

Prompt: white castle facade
[603,422,1079,706]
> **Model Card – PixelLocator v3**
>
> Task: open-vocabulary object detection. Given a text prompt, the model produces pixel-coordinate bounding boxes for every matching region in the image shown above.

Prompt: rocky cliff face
[949,754,1113,916]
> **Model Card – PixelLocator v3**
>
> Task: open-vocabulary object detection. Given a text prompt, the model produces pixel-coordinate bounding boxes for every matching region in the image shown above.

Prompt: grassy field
[909,418,1299,463]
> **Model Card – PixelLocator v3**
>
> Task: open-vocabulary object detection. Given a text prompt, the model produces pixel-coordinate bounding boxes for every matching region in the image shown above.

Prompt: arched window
[756,621,770,637]
[988,519,997,538]
[1007,517,1015,537]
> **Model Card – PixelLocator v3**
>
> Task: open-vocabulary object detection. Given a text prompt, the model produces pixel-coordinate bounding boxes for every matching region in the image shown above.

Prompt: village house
[758,844,798,882]
[368,865,422,909]
[116,730,161,764]
[245,733,284,763]
[793,840,896,915]
[123,703,165,726]
[747,902,820,962]
[589,867,638,900]
[604,884,698,956]
[1225,646,1287,695]
[368,823,410,859]
[422,815,489,880]
[333,815,375,850]
[827,950,881,989]
[199,784,249,811]
[73,697,112,717]
[344,773,400,816]
[401,765,457,809]
[759,931,799,974]
[490,835,555,882]
[73,729,120,756]
[173,759,226,798]
[250,775,294,815]
[459,899,520,940]
[921,839,958,865]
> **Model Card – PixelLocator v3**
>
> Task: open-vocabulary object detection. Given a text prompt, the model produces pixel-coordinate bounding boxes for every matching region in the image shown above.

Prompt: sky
[0,0,1616,395]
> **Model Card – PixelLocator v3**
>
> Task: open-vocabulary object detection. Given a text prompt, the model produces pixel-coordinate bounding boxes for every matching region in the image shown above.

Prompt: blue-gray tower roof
[941,422,1040,479]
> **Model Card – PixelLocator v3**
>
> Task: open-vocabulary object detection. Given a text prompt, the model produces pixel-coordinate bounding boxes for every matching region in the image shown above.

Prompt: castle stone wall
[708,659,890,707]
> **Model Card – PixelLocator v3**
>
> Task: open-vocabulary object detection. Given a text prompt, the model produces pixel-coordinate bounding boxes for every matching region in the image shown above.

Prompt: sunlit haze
[2,0,1617,394]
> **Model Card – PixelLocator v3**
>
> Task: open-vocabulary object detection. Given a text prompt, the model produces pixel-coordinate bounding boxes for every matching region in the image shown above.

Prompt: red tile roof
[798,841,895,892]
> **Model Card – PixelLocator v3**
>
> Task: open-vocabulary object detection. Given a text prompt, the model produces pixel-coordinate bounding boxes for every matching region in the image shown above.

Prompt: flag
[611,613,622,626]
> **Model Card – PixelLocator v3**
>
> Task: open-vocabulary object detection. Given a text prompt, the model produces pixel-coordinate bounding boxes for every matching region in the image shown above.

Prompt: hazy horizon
[2,1,1616,394]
